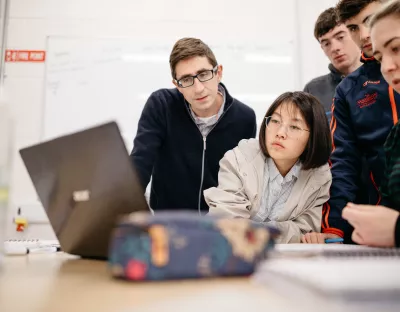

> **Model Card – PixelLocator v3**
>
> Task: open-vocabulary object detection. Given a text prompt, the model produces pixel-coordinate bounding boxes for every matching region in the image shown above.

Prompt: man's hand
[301,232,342,244]
[342,203,399,247]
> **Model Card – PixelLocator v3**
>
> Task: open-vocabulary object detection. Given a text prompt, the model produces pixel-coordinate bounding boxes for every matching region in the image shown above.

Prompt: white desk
[0,253,295,312]
[1,251,398,312]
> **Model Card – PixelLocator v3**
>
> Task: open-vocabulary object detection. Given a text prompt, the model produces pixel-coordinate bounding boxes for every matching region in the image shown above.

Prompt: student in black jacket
[130,37,256,214]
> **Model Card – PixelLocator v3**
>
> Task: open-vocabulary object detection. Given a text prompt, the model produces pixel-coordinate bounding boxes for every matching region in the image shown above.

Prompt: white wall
[3,0,337,239]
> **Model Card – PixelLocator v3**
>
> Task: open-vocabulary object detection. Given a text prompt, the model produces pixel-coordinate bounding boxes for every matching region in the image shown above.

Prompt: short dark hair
[336,0,385,23]
[314,8,341,40]
[169,38,218,79]
[258,92,331,170]
[369,0,400,29]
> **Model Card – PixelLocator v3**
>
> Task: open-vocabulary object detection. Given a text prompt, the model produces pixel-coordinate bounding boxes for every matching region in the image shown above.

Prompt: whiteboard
[43,36,298,151]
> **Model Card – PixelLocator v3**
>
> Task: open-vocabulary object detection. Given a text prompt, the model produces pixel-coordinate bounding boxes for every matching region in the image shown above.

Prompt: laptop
[19,122,150,259]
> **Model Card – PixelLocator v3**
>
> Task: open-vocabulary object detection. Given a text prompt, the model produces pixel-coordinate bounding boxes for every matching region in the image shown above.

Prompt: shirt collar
[189,84,226,123]
[328,63,345,82]
[267,158,301,183]
[286,161,301,181]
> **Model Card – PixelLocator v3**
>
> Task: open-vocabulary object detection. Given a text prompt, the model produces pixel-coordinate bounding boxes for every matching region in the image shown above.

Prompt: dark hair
[314,8,341,40]
[258,92,332,170]
[169,37,218,79]
[369,0,400,29]
[336,0,385,23]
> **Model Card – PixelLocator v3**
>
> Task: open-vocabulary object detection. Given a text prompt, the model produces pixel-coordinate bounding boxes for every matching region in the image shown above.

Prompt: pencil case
[108,211,279,281]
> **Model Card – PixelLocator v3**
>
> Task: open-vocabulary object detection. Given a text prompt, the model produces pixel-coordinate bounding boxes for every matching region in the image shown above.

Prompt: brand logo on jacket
[363,80,380,87]
[357,92,378,108]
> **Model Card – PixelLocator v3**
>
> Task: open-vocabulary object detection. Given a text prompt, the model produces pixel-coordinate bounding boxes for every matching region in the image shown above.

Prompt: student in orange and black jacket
[302,0,400,245]
[340,0,400,248]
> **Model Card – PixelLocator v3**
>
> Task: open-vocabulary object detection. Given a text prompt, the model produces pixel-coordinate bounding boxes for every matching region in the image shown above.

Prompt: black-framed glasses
[175,65,218,88]
[265,116,310,138]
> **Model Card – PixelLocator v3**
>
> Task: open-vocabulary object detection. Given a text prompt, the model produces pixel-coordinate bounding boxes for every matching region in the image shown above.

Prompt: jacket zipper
[197,136,206,215]
[184,99,232,215]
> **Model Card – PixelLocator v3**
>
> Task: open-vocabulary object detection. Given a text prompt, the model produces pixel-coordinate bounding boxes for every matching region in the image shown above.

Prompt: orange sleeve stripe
[331,118,337,152]
[323,99,336,231]
[323,202,330,229]
[389,86,398,125]
[330,101,337,152]
[323,228,344,238]
[322,206,327,230]
[370,172,382,205]
[329,99,335,129]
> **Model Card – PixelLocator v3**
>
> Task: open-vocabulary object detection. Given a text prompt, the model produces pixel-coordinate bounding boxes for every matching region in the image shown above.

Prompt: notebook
[254,245,400,302]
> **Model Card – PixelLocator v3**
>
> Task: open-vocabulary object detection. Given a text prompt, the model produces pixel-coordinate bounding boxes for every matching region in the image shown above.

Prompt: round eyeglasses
[265,116,310,138]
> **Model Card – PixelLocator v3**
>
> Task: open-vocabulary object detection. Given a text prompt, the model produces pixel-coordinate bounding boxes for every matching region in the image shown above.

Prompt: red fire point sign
[5,50,46,62]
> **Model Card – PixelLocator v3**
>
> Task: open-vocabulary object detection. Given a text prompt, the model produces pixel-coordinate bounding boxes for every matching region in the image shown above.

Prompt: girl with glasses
[204,91,332,243]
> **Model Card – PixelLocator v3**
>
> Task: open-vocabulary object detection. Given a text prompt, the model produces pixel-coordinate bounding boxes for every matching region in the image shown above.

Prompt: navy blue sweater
[130,83,256,212]
[323,55,400,240]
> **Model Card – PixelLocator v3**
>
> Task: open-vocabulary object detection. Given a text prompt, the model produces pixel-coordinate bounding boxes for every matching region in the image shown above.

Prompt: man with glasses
[130,37,256,214]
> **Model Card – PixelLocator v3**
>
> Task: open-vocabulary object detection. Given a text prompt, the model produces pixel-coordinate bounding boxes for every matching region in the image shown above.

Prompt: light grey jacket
[204,139,332,243]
